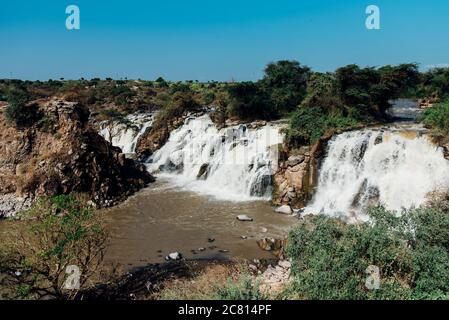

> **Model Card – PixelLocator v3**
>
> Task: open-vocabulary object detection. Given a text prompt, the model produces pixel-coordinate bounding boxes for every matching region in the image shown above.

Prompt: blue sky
[0,0,448,81]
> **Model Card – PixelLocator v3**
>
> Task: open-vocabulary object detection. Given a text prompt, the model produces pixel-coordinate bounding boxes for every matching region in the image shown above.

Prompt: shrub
[0,195,108,300]
[420,68,449,100]
[4,89,42,128]
[422,101,449,135]
[287,106,359,146]
[216,274,266,300]
[152,92,201,130]
[201,90,216,106]
[285,204,449,300]
[227,82,276,121]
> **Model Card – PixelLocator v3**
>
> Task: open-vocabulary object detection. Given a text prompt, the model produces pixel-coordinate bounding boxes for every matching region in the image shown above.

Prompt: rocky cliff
[0,99,154,217]
[273,134,331,208]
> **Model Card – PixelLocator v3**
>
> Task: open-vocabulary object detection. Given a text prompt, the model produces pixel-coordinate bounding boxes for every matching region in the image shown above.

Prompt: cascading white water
[147,115,283,201]
[306,127,449,221]
[99,113,154,155]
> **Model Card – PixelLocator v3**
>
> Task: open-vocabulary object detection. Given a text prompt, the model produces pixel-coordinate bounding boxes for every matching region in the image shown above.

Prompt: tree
[155,76,168,88]
[4,89,41,128]
[421,68,449,100]
[262,60,311,114]
[0,195,108,300]
[378,63,420,96]
[227,82,275,120]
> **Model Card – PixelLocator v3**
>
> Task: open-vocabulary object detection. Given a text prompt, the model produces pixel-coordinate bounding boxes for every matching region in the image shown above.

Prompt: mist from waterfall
[99,113,154,155]
[147,115,283,201]
[306,128,449,221]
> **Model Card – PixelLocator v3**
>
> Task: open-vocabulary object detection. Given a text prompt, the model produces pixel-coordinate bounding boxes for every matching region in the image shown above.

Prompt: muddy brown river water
[102,178,296,268]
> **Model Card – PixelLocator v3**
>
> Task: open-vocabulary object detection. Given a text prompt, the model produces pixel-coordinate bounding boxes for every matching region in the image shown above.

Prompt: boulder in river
[257,237,288,258]
[165,252,183,261]
[197,163,209,180]
[275,205,293,215]
[237,214,253,222]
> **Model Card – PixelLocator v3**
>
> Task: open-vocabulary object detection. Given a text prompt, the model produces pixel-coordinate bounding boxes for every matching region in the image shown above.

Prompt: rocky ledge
[0,99,154,217]
[273,133,331,208]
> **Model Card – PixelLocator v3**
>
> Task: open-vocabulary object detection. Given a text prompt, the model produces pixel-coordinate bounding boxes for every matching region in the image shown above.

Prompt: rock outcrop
[273,134,331,208]
[0,99,154,217]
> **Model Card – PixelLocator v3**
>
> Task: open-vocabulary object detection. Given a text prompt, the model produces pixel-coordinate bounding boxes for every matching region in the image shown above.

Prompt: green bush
[287,106,359,145]
[152,92,201,130]
[286,205,449,300]
[0,195,108,299]
[5,89,42,128]
[422,102,449,135]
[216,275,266,300]
[227,82,276,121]
[420,68,449,100]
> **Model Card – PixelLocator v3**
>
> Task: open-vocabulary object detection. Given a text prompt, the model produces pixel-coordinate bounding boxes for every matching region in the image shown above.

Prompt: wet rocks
[197,163,209,180]
[374,133,383,145]
[165,252,183,261]
[237,214,253,222]
[275,205,293,215]
[256,238,285,252]
[249,174,272,197]
[257,237,287,258]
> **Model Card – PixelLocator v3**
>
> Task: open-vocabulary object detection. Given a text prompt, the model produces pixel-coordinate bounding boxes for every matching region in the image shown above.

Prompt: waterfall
[99,113,154,155]
[147,115,283,201]
[306,127,449,221]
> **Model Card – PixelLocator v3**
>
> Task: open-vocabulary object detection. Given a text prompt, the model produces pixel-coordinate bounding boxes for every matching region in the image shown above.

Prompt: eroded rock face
[259,260,292,296]
[0,194,32,218]
[272,135,330,209]
[0,99,154,217]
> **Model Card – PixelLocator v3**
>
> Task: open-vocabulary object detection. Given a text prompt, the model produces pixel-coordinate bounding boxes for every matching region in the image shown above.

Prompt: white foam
[306,129,449,221]
[99,112,154,155]
[147,115,283,202]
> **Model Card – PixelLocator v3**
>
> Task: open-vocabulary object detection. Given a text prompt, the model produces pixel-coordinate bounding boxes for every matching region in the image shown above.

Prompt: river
[103,178,295,268]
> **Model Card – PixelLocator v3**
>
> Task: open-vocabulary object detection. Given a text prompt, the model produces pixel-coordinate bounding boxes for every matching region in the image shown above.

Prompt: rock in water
[237,214,253,221]
[197,163,209,180]
[275,205,293,215]
[165,252,182,261]
[257,238,276,251]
